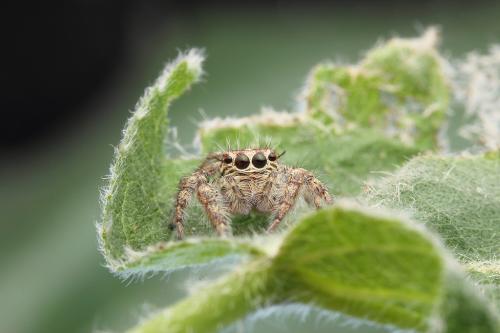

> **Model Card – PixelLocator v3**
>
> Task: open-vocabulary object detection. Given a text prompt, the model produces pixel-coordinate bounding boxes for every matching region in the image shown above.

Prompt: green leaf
[438,269,500,333]
[303,28,449,149]
[126,258,275,333]
[272,204,443,330]
[126,203,500,333]
[365,152,500,308]
[98,50,207,267]
[116,238,265,277]
[451,46,500,151]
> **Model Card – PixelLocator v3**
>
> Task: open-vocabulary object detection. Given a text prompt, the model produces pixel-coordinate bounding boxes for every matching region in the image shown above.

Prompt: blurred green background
[1,2,499,332]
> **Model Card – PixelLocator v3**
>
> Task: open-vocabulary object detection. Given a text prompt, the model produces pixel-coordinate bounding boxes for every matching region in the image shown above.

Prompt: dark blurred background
[1,1,499,332]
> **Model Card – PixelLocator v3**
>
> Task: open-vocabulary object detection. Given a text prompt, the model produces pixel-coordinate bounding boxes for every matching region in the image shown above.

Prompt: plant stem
[127,258,276,333]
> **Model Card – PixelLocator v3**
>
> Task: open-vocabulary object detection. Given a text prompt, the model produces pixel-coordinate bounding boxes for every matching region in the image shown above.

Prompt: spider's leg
[197,183,232,237]
[173,172,205,239]
[267,168,332,233]
[173,153,222,239]
[300,169,333,208]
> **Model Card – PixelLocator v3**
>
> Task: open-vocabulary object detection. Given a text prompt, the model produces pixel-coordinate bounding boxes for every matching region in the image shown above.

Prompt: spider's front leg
[197,183,232,237]
[173,154,222,239]
[301,169,333,208]
[267,168,332,232]
[173,172,206,239]
[174,173,231,239]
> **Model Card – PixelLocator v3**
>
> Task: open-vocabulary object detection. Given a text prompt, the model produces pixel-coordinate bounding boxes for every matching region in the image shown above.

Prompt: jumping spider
[172,148,333,239]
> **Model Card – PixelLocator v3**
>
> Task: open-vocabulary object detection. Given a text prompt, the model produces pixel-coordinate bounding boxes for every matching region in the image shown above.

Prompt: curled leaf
[98,50,207,269]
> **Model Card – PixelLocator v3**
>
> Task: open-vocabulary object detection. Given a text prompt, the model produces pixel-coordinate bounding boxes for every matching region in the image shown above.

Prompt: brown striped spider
[172,148,332,239]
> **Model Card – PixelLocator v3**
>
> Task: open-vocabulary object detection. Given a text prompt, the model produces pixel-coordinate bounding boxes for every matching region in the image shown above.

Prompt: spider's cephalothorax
[172,148,333,239]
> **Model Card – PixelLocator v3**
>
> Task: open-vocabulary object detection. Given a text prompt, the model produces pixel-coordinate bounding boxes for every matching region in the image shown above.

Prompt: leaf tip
[156,48,206,92]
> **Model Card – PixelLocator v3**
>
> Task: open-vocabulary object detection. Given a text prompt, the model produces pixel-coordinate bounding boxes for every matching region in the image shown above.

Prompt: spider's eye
[235,153,250,169]
[268,151,277,161]
[223,155,233,164]
[252,152,267,168]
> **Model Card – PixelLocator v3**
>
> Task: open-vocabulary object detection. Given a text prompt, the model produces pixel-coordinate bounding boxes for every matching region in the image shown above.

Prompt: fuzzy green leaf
[98,50,207,267]
[127,203,500,333]
[366,152,500,308]
[304,28,449,149]
[272,205,443,330]
[438,269,500,333]
[116,238,265,277]
[127,258,275,333]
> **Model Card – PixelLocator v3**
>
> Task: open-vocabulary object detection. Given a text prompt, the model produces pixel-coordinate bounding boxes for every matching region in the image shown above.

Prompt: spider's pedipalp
[267,171,302,232]
[197,183,231,236]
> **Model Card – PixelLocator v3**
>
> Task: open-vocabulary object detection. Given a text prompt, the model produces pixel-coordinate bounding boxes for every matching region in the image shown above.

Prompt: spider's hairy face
[218,149,280,175]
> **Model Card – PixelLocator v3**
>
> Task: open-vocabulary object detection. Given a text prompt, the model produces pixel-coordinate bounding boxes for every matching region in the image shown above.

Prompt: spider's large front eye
[252,152,267,168]
[223,155,233,164]
[235,153,250,169]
